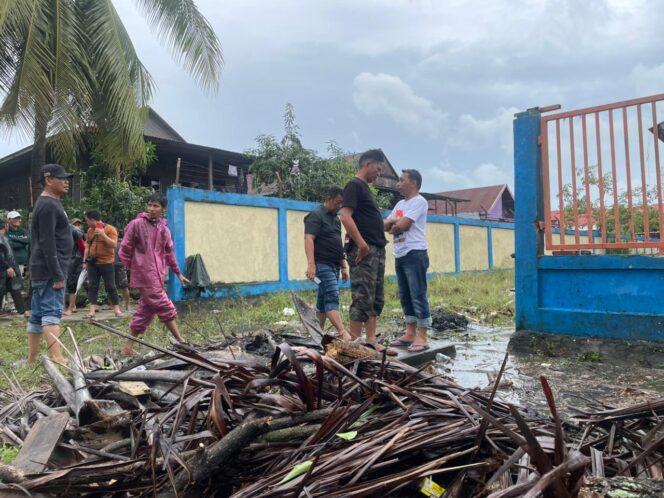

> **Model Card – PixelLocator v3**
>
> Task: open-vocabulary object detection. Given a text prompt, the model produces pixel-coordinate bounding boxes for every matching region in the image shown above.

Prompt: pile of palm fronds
[1,320,664,497]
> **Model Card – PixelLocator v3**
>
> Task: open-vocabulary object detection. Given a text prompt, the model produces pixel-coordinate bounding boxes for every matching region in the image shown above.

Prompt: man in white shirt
[384,169,432,352]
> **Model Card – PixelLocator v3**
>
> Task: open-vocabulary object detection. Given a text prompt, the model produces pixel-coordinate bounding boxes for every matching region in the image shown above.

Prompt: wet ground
[428,324,664,417]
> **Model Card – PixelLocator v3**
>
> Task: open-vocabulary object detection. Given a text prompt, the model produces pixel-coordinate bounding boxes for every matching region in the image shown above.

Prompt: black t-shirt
[29,196,73,282]
[304,205,344,264]
[342,178,387,248]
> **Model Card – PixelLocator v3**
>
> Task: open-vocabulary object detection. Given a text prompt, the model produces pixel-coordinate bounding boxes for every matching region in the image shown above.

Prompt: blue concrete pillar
[167,187,186,301]
[278,207,289,283]
[514,110,543,331]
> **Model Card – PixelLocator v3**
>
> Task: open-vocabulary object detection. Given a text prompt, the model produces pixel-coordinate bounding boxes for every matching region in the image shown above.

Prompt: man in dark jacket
[6,211,29,271]
[0,220,25,316]
[26,164,73,364]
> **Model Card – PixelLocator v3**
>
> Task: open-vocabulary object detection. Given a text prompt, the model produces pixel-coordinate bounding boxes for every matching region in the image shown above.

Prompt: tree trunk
[30,114,48,205]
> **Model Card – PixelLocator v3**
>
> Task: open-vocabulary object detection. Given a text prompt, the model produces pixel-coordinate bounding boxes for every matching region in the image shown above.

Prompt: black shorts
[115,265,129,289]
[66,258,83,294]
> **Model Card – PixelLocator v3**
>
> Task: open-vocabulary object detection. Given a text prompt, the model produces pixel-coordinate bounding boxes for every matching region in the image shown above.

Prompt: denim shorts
[315,262,341,313]
[27,280,65,333]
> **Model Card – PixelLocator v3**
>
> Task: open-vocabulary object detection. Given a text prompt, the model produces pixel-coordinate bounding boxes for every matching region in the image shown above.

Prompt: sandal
[407,343,430,353]
[364,342,398,357]
[388,339,413,347]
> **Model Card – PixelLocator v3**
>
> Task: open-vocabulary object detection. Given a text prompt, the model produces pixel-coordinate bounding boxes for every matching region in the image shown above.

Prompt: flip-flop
[407,344,430,353]
[364,342,398,357]
[388,339,413,347]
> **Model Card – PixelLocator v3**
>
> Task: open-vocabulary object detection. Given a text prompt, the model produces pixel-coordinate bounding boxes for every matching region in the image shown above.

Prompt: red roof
[550,211,596,228]
[435,185,509,215]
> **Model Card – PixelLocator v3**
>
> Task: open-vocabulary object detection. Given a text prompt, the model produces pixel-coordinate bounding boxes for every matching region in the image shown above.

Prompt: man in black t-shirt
[340,149,396,355]
[26,164,73,364]
[304,186,350,340]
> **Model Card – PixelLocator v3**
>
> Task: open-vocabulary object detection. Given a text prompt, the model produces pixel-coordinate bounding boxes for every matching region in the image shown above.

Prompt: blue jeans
[395,250,432,328]
[315,262,341,313]
[27,280,65,333]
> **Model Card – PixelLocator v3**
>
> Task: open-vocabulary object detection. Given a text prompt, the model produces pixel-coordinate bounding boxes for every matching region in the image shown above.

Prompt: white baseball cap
[7,211,21,219]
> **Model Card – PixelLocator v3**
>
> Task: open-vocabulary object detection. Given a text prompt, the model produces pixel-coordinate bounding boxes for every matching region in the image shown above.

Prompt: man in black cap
[26,164,74,364]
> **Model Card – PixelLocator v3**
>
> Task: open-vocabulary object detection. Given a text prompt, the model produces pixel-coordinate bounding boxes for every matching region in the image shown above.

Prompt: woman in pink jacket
[119,193,189,355]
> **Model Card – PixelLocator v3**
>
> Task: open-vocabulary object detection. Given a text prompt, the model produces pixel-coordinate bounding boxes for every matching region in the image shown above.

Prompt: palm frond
[0,0,54,139]
[135,0,222,94]
[85,0,152,170]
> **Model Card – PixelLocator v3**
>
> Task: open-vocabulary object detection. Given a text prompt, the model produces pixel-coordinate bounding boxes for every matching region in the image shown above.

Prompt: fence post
[514,109,543,330]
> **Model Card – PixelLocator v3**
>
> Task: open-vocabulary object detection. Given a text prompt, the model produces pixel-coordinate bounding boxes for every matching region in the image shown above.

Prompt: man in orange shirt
[83,210,123,318]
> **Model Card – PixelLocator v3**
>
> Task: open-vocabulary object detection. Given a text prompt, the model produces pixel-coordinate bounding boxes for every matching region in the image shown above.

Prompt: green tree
[561,165,661,238]
[0,0,222,183]
[248,104,357,202]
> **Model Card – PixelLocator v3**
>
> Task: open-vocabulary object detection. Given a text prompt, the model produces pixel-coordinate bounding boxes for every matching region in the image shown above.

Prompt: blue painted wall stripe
[278,207,289,283]
[487,226,494,271]
[453,223,461,273]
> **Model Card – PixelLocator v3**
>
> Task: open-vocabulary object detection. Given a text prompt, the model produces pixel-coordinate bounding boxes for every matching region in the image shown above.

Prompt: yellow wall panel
[426,223,455,273]
[185,202,279,283]
[287,210,307,280]
[460,225,488,271]
[492,228,514,268]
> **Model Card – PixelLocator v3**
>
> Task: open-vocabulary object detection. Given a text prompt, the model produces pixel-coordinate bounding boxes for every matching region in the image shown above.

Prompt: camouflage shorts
[348,244,386,322]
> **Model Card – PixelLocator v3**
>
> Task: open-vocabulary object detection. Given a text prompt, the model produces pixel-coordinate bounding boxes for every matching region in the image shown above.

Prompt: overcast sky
[2,0,663,194]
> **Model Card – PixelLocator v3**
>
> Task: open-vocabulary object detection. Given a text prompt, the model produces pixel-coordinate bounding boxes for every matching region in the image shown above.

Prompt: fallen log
[175,406,343,492]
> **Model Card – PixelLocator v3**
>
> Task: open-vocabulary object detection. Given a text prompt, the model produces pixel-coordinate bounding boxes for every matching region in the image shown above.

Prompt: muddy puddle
[429,325,664,417]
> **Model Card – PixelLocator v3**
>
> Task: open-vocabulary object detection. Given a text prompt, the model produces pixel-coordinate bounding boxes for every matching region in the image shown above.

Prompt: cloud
[629,63,664,97]
[352,72,446,138]
[429,162,513,191]
[447,107,519,155]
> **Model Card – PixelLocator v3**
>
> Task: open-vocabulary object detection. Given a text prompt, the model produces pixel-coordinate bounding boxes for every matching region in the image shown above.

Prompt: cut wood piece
[322,336,384,363]
[14,413,69,473]
[118,381,151,397]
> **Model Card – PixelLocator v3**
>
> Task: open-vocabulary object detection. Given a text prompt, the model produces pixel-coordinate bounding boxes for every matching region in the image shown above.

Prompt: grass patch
[0,445,19,463]
[0,269,514,391]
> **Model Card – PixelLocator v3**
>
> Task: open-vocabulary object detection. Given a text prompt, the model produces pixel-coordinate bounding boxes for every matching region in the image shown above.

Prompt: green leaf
[350,403,383,429]
[336,431,358,441]
[278,460,313,484]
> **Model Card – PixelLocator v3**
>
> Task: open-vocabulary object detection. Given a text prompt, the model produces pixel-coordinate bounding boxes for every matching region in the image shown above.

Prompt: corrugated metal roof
[435,184,509,214]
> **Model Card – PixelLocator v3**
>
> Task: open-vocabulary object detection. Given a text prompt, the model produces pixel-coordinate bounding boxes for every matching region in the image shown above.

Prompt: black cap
[41,163,74,179]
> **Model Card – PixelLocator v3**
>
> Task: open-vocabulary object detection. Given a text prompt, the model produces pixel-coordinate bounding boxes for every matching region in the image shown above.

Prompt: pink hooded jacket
[119,212,180,289]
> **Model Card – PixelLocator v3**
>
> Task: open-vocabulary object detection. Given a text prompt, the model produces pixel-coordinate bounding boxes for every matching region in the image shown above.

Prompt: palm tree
[0,0,222,196]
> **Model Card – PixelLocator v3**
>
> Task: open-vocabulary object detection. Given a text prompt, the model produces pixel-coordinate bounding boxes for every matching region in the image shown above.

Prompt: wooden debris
[13,412,69,473]
[117,381,150,397]
[3,319,664,497]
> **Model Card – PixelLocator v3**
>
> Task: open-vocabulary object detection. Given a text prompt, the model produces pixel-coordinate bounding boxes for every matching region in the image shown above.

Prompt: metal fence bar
[608,110,621,242]
[595,112,607,243]
[569,118,580,243]
[637,104,650,241]
[541,121,553,249]
[653,102,664,238]
[582,115,593,243]
[623,107,635,241]
[541,94,664,251]
[556,120,566,244]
